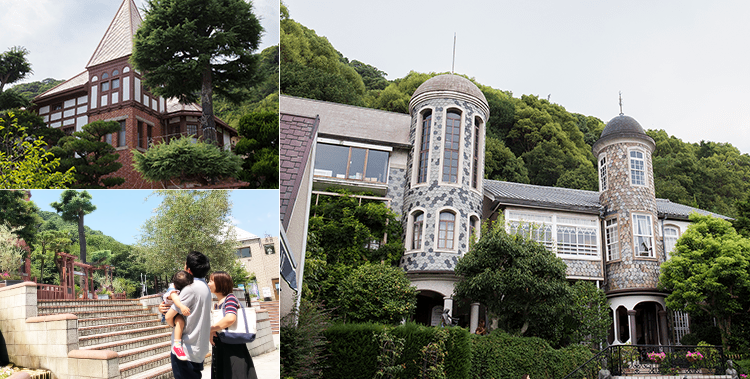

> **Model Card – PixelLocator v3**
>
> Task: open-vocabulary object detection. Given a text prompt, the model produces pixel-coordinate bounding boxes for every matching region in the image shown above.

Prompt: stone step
[38,299,140,307]
[119,351,171,378]
[80,328,171,350]
[38,303,146,315]
[79,319,164,337]
[78,313,162,328]
[43,308,152,320]
[118,341,171,364]
[121,362,174,379]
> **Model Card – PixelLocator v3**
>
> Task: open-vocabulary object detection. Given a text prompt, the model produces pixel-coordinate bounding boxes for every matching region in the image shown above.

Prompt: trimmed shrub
[323,322,471,379]
[470,330,593,379]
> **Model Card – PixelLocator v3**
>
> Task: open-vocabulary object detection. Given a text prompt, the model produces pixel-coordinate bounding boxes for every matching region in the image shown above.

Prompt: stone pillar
[627,309,637,344]
[658,310,669,345]
[470,303,480,333]
[612,307,620,344]
[443,297,453,317]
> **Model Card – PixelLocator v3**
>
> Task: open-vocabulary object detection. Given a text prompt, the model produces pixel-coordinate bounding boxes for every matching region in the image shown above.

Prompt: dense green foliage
[0,190,42,248]
[659,214,750,350]
[51,120,125,188]
[7,78,64,102]
[334,263,417,325]
[132,136,242,188]
[470,331,593,379]
[321,322,471,379]
[280,298,331,379]
[132,0,263,138]
[50,190,97,263]
[0,47,32,93]
[303,190,404,308]
[234,111,278,188]
[454,220,571,341]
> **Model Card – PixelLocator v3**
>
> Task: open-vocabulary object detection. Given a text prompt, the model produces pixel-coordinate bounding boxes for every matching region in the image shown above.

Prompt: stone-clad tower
[399,74,489,326]
[593,113,669,345]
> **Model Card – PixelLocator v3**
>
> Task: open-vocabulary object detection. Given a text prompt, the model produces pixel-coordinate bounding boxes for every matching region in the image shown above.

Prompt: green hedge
[323,322,471,379]
[470,330,593,379]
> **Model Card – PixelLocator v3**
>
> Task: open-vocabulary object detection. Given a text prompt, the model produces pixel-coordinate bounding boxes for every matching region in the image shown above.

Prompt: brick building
[33,0,239,188]
[279,74,730,346]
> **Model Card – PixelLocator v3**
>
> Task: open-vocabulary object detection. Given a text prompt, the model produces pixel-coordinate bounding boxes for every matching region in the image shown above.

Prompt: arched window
[442,110,461,183]
[469,215,480,242]
[412,211,424,250]
[471,117,481,189]
[102,72,109,79]
[418,110,431,183]
[112,69,119,76]
[437,211,456,249]
[664,226,679,259]
[123,66,130,73]
[629,149,646,186]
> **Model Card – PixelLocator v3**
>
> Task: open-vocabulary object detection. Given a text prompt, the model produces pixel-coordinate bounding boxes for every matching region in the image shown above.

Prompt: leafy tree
[0,224,25,278]
[234,111,278,188]
[561,281,611,347]
[50,190,96,263]
[134,190,244,279]
[0,190,42,248]
[0,109,65,148]
[734,194,750,238]
[0,47,32,93]
[132,136,242,188]
[484,137,529,183]
[7,78,64,101]
[51,120,125,188]
[303,189,404,304]
[659,214,750,350]
[0,113,75,189]
[31,230,70,284]
[0,90,29,111]
[347,60,389,91]
[132,0,263,142]
[334,263,417,325]
[366,71,435,113]
[454,220,570,340]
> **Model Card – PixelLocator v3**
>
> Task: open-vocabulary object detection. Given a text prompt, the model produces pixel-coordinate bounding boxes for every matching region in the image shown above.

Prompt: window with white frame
[507,211,599,257]
[418,110,431,184]
[314,142,389,183]
[412,211,424,250]
[664,226,679,259]
[471,117,481,189]
[605,218,619,261]
[437,211,456,249]
[469,215,480,242]
[633,214,654,257]
[599,156,608,191]
[442,110,461,183]
[629,150,646,186]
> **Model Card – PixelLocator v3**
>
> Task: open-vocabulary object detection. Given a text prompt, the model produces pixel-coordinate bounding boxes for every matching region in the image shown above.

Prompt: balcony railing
[564,344,728,379]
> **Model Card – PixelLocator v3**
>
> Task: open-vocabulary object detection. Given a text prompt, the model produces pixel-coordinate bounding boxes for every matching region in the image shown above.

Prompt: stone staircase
[38,299,181,379]
[257,300,279,334]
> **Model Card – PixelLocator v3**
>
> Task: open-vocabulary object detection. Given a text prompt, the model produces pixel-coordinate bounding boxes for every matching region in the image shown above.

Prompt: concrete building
[279,73,728,345]
[32,0,240,188]
[234,227,280,301]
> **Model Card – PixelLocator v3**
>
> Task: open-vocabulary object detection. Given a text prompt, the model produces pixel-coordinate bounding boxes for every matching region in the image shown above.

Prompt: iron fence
[564,344,727,379]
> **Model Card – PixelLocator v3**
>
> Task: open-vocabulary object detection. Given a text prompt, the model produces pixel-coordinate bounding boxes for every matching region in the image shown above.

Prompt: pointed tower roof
[86,0,142,68]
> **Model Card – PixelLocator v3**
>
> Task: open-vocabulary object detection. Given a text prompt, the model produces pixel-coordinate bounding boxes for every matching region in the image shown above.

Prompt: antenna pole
[619,91,623,115]
[452,33,456,74]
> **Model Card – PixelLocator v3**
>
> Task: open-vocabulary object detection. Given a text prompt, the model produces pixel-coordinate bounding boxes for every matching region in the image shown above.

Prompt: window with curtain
[633,214,654,257]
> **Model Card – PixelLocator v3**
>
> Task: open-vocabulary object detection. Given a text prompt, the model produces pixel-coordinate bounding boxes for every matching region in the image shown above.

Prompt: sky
[28,190,280,245]
[283,0,750,155]
[1,0,280,85]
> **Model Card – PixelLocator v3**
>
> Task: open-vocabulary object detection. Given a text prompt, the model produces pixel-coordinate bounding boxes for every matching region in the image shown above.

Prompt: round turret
[593,114,655,156]
[409,74,489,116]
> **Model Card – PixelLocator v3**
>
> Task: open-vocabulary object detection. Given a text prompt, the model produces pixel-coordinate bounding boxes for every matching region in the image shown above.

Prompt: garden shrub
[323,322,471,379]
[280,299,331,379]
[470,330,593,379]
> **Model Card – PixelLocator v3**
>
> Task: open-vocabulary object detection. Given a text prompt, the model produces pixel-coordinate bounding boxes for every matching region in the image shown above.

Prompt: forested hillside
[280,4,750,218]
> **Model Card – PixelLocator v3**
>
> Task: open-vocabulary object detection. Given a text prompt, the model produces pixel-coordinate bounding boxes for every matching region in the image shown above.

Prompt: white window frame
[441,108,463,184]
[434,207,459,253]
[413,108,434,187]
[605,218,619,261]
[663,225,680,260]
[633,213,654,258]
[599,155,608,191]
[407,208,427,252]
[468,213,481,247]
[471,116,484,191]
[505,209,601,260]
[629,149,647,186]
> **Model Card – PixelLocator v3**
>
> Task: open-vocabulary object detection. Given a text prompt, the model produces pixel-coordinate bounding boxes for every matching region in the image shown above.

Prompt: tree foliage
[335,263,418,325]
[50,190,96,263]
[659,214,750,350]
[8,78,64,101]
[0,113,75,189]
[132,0,263,140]
[51,120,125,188]
[454,220,571,342]
[132,136,242,188]
[234,111,278,188]
[0,47,32,93]
[134,190,244,280]
[0,224,25,278]
[0,190,42,248]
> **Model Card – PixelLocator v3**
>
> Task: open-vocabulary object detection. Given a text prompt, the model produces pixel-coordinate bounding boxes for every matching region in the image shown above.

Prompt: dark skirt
[211,336,258,379]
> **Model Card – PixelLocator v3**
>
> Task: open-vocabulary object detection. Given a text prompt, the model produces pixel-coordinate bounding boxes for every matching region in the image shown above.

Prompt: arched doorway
[634,301,664,345]
[414,290,446,326]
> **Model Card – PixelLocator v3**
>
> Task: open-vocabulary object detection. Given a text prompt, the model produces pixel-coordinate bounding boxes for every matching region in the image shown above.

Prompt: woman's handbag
[211,298,257,344]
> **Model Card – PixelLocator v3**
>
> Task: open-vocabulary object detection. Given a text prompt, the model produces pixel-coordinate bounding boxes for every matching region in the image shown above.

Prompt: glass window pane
[365,149,389,183]
[348,147,366,179]
[314,143,349,178]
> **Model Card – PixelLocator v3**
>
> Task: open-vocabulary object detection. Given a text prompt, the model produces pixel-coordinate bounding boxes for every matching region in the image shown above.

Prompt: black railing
[563,344,727,379]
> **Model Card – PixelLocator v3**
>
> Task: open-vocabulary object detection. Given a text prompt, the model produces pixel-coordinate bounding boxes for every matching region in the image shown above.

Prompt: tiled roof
[86,0,142,68]
[280,113,319,230]
[35,71,89,100]
[165,98,202,113]
[484,179,731,220]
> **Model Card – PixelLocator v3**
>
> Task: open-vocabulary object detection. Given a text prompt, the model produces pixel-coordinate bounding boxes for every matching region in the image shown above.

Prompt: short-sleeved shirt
[162,287,179,306]
[170,278,211,364]
[216,293,240,315]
